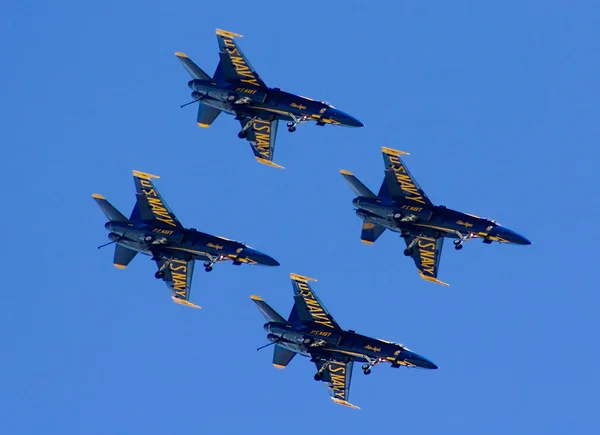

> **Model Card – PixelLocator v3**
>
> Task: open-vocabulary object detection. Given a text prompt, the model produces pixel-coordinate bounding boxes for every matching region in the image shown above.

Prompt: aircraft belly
[360,212,396,231]
[117,239,148,254]
[201,99,235,115]
[278,341,309,356]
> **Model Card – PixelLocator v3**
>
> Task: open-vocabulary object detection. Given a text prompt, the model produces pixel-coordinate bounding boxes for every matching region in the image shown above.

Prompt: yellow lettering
[254,122,270,132]
[296,283,335,329]
[418,240,435,250]
[421,256,435,266]
[170,263,186,273]
[156,217,176,227]
[241,78,260,87]
[140,179,151,188]
[388,156,425,204]
[329,364,345,374]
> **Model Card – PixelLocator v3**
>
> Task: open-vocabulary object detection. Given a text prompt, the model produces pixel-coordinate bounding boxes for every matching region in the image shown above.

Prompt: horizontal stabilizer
[273,345,296,369]
[251,295,286,323]
[175,52,211,81]
[92,194,128,222]
[340,170,375,198]
[113,245,137,269]
[361,222,386,245]
[197,105,221,128]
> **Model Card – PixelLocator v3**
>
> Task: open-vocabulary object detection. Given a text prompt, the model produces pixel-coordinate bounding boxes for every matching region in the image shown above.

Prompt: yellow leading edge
[290,273,317,282]
[273,364,286,369]
[172,298,201,309]
[418,272,450,287]
[250,295,263,301]
[174,51,188,58]
[92,193,105,199]
[256,157,285,170]
[132,170,160,180]
[361,240,374,245]
[113,264,127,269]
[197,123,210,128]
[381,146,410,156]
[216,28,243,38]
[331,397,360,410]
[339,169,353,175]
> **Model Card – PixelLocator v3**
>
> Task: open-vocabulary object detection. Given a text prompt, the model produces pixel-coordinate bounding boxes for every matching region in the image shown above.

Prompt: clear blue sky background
[2,1,599,433]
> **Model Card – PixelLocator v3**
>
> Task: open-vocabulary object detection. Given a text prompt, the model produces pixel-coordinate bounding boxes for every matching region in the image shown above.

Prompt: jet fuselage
[353,196,531,245]
[104,221,279,266]
[187,79,363,127]
[264,321,437,370]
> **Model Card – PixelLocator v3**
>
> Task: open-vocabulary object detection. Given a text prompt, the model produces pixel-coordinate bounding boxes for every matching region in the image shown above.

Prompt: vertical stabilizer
[92,194,128,222]
[250,295,286,323]
[175,52,211,80]
[340,170,376,198]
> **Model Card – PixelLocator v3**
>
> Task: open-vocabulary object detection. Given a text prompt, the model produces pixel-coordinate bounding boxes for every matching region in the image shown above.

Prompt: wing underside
[290,273,341,331]
[132,170,184,231]
[238,117,282,168]
[155,258,200,308]
[382,147,433,207]
[315,359,359,409]
[216,29,267,89]
[403,233,448,286]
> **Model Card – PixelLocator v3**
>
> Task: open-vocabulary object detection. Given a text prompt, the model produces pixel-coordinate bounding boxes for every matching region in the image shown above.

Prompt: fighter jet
[251,273,437,409]
[341,147,531,286]
[175,28,364,169]
[92,170,279,309]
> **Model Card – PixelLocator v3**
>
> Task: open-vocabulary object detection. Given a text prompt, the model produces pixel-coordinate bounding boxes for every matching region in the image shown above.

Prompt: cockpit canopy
[378,339,409,350]
[464,212,500,226]
[299,95,335,108]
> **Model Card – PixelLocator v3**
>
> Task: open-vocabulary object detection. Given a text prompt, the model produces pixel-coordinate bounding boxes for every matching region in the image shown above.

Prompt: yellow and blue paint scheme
[340,147,531,286]
[92,170,279,309]
[175,28,363,169]
[250,273,437,410]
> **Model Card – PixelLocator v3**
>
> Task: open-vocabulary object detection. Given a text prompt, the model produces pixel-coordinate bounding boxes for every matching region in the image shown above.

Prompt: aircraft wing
[402,234,449,286]
[154,258,201,309]
[216,29,267,89]
[237,117,283,169]
[315,359,359,410]
[132,170,184,231]
[381,147,433,207]
[290,273,342,331]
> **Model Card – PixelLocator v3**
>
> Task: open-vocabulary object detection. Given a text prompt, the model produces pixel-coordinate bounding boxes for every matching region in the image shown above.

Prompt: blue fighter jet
[341,147,531,285]
[252,273,437,409]
[176,28,363,169]
[93,170,279,309]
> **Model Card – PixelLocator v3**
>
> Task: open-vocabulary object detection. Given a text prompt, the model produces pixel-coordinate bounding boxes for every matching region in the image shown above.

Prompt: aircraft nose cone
[493,226,532,245]
[403,351,438,369]
[243,248,280,267]
[328,109,364,127]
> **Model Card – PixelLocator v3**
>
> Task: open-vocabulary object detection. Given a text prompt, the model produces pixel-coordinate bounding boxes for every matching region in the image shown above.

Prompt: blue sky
[2,1,599,433]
